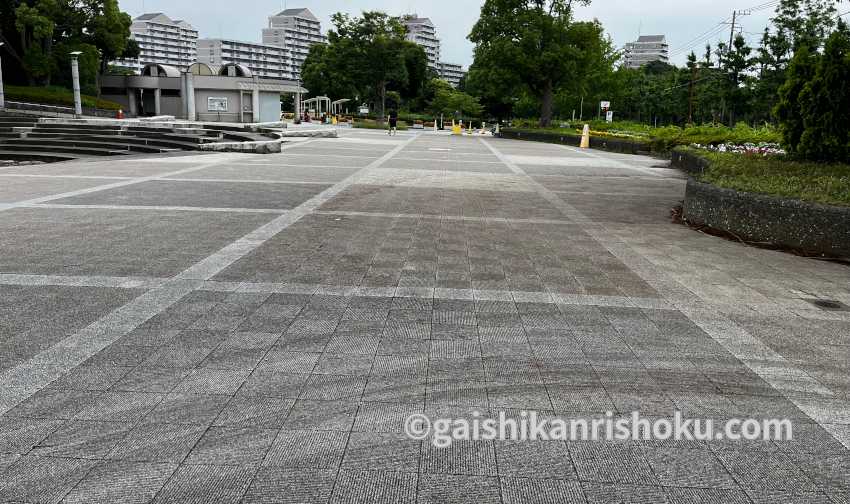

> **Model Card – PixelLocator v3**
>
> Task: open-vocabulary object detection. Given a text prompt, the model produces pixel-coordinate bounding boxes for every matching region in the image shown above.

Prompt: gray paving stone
[242,466,336,504]
[331,469,417,504]
[0,455,96,502]
[31,420,134,459]
[151,464,255,504]
[582,482,670,503]
[263,429,347,468]
[185,426,277,465]
[62,460,177,504]
[417,474,501,504]
[501,477,586,504]
[106,422,206,463]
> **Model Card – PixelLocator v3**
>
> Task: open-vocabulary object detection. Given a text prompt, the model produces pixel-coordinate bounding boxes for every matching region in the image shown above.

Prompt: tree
[15,0,57,85]
[469,0,606,127]
[427,78,484,118]
[332,12,410,120]
[302,12,424,119]
[774,45,818,154]
[796,21,850,162]
[83,0,136,97]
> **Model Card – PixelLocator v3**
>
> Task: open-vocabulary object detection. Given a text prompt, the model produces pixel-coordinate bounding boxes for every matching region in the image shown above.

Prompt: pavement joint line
[313,210,576,225]
[0,136,427,415]
[0,173,135,180]
[0,154,248,212]
[388,157,504,164]
[163,177,332,186]
[22,203,291,214]
[0,273,166,289]
[482,136,845,446]
[174,133,422,281]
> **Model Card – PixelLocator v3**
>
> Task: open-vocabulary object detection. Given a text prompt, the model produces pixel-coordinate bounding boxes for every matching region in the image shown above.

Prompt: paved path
[0,130,848,503]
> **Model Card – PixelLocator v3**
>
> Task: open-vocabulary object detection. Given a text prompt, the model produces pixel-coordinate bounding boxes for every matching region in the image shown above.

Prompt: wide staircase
[0,113,269,162]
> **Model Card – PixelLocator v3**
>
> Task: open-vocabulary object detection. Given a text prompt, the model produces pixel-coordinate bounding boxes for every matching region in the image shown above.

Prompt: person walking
[388,109,398,136]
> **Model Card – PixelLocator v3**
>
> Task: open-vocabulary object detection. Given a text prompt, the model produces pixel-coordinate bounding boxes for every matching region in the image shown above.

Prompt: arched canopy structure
[219,63,252,78]
[188,62,221,76]
[141,64,180,77]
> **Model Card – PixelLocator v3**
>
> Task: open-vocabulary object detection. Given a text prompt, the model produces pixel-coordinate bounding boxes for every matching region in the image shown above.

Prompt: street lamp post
[69,51,83,117]
[0,42,6,110]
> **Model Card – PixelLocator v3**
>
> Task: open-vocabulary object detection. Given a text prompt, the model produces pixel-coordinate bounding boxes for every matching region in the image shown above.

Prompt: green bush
[352,118,409,130]
[505,121,781,152]
[5,85,122,111]
[680,147,850,207]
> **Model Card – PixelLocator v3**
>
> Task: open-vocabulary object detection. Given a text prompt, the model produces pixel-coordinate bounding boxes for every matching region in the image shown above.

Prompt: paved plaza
[0,129,848,503]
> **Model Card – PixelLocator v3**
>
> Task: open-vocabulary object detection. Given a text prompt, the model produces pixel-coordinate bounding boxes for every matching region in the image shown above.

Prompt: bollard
[580,124,590,149]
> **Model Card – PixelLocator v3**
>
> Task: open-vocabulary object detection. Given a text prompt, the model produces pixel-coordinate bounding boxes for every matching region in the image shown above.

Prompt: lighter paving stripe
[0,135,419,415]
[482,136,849,449]
[23,203,289,214]
[0,154,248,212]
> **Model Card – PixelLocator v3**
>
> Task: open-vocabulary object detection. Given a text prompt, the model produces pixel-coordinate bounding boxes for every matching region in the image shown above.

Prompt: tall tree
[332,11,411,120]
[796,21,850,162]
[774,45,817,154]
[469,0,605,127]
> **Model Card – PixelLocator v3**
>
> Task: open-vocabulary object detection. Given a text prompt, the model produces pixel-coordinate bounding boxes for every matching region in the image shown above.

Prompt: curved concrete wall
[683,178,850,257]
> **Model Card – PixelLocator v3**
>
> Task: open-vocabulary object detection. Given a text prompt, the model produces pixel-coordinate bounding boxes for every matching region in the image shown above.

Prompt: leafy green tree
[469,0,606,127]
[83,0,135,96]
[796,21,850,161]
[332,12,410,120]
[427,78,484,119]
[774,45,818,154]
[15,0,57,84]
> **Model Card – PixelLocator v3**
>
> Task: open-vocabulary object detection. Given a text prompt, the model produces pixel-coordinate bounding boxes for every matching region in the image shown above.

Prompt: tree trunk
[539,80,554,127]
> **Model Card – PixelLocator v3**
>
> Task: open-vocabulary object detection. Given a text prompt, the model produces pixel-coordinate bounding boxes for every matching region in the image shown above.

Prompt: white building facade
[623,35,669,69]
[403,15,441,71]
[262,8,326,80]
[438,62,465,88]
[113,13,198,74]
[197,39,295,81]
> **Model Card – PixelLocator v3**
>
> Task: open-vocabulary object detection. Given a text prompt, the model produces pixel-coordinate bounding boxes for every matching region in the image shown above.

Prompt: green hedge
[5,85,123,111]
[352,119,409,130]
[678,147,850,207]
[507,121,781,153]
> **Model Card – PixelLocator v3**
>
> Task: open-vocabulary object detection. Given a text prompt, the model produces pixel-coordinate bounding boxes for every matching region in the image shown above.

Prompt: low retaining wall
[499,129,651,154]
[683,178,850,257]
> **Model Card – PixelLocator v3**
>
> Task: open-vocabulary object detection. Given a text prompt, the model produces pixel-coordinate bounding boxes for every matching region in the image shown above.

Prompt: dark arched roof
[141,63,180,77]
[219,63,253,78]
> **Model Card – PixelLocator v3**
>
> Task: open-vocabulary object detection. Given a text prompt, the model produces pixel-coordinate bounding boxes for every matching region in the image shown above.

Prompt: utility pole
[728,10,737,54]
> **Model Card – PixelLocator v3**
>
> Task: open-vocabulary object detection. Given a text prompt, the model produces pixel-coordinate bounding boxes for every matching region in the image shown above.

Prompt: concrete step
[0,143,135,156]
[30,127,128,136]
[35,123,124,131]
[22,133,202,151]
[0,122,37,129]
[3,137,181,154]
[0,150,84,162]
[0,132,22,139]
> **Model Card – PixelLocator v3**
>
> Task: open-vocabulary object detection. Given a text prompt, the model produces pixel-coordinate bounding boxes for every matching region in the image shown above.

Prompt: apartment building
[112,13,198,73]
[438,62,465,88]
[262,8,326,80]
[197,38,295,81]
[623,35,669,69]
[403,15,441,71]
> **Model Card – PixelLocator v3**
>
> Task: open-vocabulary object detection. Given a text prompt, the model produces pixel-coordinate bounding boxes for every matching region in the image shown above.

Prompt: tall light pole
[0,42,6,110]
[70,51,83,117]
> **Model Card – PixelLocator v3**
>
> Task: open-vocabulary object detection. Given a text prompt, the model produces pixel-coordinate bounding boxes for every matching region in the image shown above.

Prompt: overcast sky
[119,0,848,67]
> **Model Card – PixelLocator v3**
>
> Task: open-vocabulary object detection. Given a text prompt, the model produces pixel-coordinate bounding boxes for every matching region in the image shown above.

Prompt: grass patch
[682,147,850,207]
[5,85,122,111]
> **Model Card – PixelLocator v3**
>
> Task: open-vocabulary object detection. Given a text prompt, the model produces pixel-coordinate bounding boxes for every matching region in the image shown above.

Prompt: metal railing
[4,100,117,118]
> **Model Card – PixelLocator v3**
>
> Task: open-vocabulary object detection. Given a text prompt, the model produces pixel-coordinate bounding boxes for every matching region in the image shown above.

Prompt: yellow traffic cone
[580,124,590,148]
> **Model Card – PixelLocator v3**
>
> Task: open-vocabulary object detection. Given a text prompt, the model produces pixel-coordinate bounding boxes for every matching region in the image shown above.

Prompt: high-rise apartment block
[262,8,326,80]
[197,39,295,81]
[113,13,198,73]
[623,35,669,69]
[403,16,441,71]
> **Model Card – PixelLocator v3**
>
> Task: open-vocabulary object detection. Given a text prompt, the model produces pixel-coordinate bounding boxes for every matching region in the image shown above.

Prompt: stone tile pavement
[0,130,848,503]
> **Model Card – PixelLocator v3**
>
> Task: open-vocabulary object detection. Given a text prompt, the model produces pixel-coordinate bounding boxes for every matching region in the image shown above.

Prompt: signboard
[359,106,369,114]
[606,111,614,123]
[208,97,228,112]
[600,101,611,110]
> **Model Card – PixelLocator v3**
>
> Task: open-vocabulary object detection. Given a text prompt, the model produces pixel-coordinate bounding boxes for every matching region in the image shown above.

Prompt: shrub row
[4,85,122,111]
